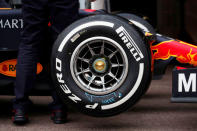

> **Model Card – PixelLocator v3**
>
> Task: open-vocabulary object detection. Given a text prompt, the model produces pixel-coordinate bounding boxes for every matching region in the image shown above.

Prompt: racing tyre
[118,13,154,95]
[117,13,156,33]
[51,14,151,117]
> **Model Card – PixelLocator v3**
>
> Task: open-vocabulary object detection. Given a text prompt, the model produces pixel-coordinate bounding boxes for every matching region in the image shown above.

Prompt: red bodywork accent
[176,66,187,70]
[151,40,197,66]
[83,9,96,12]
[48,22,51,27]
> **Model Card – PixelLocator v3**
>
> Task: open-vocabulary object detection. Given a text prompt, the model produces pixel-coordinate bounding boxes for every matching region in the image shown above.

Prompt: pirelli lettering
[56,58,82,103]
[116,26,144,62]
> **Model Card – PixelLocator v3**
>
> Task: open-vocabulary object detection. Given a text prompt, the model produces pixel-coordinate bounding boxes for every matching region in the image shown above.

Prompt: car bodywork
[0,8,197,95]
[0,8,104,95]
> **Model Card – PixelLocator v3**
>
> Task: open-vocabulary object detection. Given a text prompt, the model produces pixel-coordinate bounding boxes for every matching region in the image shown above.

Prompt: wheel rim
[70,37,128,95]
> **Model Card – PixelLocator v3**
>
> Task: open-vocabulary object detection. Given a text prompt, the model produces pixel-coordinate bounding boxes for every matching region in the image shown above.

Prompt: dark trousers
[13,0,79,110]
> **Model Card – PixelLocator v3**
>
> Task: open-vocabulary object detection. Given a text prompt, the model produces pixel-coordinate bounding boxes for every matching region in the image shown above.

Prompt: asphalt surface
[1,66,197,131]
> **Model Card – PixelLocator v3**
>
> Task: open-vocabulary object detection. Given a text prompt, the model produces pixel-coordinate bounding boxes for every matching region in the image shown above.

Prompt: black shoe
[51,110,67,124]
[12,109,29,125]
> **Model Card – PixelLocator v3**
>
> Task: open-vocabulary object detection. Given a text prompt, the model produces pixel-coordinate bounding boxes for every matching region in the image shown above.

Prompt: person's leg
[48,0,79,108]
[49,90,65,110]
[47,0,79,123]
[13,0,48,114]
[49,0,79,39]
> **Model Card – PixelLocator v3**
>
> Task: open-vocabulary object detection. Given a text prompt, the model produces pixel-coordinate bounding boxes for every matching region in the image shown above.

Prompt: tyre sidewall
[52,15,151,116]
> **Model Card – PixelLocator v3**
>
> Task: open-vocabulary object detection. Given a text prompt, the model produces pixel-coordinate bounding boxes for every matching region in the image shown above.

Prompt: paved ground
[1,66,197,131]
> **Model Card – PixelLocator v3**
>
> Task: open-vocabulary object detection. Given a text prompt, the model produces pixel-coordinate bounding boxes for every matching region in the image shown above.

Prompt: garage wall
[81,0,197,43]
[157,0,181,37]
[185,1,197,43]
[91,0,105,10]
[109,0,196,43]
[109,0,157,27]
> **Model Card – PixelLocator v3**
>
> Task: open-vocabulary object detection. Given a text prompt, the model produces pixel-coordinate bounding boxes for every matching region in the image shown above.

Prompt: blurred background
[81,0,197,44]
[4,0,197,43]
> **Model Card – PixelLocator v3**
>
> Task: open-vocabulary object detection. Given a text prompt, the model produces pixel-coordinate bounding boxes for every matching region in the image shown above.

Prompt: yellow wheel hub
[95,61,105,71]
[93,58,107,73]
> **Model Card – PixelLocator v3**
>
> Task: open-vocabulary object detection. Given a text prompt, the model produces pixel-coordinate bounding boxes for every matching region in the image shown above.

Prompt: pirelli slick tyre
[51,14,151,117]
[117,13,154,95]
[117,13,156,34]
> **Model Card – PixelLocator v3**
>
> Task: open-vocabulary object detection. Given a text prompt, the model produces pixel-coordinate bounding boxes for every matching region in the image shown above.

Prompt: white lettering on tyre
[56,73,64,84]
[56,58,64,83]
[56,58,62,72]
[56,58,82,103]
[116,26,144,62]
[85,103,99,109]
